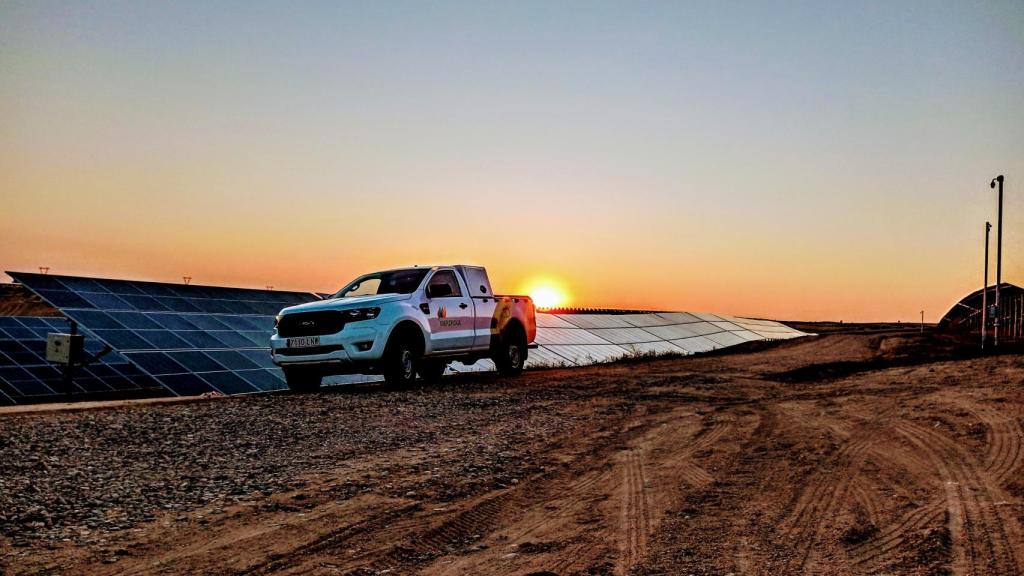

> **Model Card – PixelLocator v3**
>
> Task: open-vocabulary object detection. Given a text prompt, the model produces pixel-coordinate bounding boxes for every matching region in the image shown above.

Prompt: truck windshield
[333,268,430,298]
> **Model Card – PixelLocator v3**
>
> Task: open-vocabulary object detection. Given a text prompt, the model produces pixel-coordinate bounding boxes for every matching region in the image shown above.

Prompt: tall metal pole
[983,221,990,349]
[992,175,1004,346]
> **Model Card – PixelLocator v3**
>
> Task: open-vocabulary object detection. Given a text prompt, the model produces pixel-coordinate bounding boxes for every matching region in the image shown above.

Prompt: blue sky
[2,1,1022,320]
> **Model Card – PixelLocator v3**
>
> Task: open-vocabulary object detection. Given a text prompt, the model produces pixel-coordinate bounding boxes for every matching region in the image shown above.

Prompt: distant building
[938,283,1024,341]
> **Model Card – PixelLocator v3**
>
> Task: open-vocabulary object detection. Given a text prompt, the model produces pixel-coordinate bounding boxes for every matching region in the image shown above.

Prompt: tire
[382,331,421,388]
[284,366,322,392]
[418,359,447,384]
[493,327,527,376]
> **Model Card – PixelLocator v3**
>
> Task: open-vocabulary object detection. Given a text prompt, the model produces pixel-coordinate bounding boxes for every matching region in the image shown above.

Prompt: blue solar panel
[157,373,214,396]
[0,316,167,404]
[205,350,260,371]
[169,351,227,372]
[199,370,258,394]
[106,311,162,330]
[126,351,188,375]
[6,272,320,402]
[35,289,94,309]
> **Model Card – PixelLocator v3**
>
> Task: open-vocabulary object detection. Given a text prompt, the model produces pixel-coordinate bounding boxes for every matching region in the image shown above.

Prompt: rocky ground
[1,331,1022,575]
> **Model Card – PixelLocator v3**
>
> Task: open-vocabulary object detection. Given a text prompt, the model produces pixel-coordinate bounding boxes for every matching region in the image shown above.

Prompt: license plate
[287,336,321,348]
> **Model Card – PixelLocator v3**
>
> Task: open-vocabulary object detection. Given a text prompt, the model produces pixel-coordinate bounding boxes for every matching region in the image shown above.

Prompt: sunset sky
[2,1,1022,322]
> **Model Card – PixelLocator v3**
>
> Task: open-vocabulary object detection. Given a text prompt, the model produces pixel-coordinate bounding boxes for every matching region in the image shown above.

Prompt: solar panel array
[1,272,808,405]
[448,311,807,373]
[528,311,805,367]
[5,273,319,402]
[0,316,165,405]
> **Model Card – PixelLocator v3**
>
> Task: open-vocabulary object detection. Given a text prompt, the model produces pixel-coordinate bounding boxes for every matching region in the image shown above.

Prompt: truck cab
[270,265,536,390]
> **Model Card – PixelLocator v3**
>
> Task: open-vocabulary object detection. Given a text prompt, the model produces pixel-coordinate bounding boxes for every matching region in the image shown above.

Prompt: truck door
[424,269,475,351]
[472,297,498,349]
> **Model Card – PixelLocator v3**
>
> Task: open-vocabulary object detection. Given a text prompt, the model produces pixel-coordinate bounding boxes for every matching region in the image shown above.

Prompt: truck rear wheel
[418,359,447,384]
[284,367,322,392]
[493,327,527,376]
[383,332,421,388]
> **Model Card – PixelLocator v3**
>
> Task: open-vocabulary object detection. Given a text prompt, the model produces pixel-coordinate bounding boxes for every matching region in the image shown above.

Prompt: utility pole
[920,310,924,333]
[991,175,1004,346]
[983,221,991,349]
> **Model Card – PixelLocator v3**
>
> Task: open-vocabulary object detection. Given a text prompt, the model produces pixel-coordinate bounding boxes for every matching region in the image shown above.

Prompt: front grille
[277,311,347,337]
[276,344,344,356]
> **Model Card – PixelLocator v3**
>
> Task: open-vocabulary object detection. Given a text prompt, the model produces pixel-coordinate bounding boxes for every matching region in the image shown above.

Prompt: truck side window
[427,270,462,298]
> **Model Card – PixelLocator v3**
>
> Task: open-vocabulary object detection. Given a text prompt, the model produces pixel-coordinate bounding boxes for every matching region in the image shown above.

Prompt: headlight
[274,315,282,330]
[344,307,380,322]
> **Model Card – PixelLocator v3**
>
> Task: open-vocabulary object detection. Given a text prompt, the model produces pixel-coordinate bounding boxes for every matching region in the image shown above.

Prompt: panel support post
[983,221,990,349]
[62,320,77,396]
[991,175,1004,346]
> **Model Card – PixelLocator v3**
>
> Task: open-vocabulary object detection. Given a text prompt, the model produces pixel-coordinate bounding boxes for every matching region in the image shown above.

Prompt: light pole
[983,221,991,349]
[920,310,924,333]
[991,175,1004,346]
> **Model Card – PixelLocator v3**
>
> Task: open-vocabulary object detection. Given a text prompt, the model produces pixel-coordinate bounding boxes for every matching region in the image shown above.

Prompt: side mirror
[426,284,453,298]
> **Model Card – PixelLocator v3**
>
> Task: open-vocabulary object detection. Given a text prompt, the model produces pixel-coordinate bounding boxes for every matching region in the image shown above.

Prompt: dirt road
[2,332,1022,575]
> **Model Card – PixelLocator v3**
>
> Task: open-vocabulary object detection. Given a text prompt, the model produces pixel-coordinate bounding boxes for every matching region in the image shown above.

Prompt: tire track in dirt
[499,425,684,575]
[426,411,728,576]
[842,429,948,572]
[543,416,724,576]
[850,480,881,526]
[768,400,898,575]
[256,406,666,575]
[370,490,520,572]
[666,421,727,489]
[240,501,421,575]
[777,434,876,573]
[675,459,714,487]
[498,467,610,544]
[848,498,946,568]
[621,448,651,569]
[975,408,1024,485]
[894,420,1023,575]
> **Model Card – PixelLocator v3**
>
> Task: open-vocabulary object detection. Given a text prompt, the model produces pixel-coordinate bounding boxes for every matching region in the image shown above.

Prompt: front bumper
[270,324,384,368]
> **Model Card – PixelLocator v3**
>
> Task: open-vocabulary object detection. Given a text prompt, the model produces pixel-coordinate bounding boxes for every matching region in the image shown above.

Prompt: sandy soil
[1,332,1022,575]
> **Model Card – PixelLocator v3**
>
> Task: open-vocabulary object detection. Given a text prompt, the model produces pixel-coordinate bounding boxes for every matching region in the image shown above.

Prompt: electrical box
[46,333,84,364]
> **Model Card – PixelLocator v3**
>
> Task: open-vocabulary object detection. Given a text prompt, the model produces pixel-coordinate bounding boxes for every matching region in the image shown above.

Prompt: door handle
[459,303,469,309]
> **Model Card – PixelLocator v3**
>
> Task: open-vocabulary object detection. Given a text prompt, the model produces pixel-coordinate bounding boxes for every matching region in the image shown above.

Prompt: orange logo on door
[438,306,447,318]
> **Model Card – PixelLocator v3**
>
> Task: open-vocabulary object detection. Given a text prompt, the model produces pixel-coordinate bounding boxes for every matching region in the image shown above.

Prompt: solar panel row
[457,312,805,370]
[1,272,808,405]
[523,312,806,368]
[10,273,310,315]
[7,273,322,402]
[0,316,167,405]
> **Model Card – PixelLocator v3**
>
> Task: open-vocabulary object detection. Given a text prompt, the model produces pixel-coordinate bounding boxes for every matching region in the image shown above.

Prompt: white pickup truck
[270,265,537,390]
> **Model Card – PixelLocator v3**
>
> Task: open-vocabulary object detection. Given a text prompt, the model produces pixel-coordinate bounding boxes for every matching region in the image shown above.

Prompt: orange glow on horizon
[2,2,1020,325]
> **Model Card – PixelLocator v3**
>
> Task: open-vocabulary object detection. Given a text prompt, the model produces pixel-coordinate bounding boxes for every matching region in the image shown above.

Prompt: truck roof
[363,265,494,298]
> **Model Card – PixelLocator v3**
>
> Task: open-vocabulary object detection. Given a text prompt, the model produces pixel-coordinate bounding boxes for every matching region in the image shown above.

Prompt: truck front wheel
[382,332,421,388]
[284,366,322,392]
[493,328,527,376]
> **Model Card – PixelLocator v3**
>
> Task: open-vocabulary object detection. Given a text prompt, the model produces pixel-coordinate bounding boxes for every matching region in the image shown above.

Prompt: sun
[522,279,570,309]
